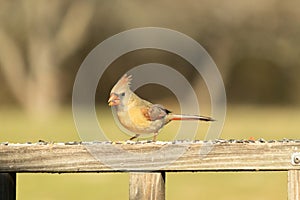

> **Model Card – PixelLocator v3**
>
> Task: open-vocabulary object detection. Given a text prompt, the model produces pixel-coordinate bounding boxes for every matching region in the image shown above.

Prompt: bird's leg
[152,132,158,142]
[129,134,139,141]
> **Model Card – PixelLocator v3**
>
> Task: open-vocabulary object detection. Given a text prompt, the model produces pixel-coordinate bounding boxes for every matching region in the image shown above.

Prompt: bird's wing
[141,104,171,121]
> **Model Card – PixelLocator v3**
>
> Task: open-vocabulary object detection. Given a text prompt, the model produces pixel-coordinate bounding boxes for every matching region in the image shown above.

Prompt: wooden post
[288,170,300,200]
[0,173,16,200]
[129,172,165,200]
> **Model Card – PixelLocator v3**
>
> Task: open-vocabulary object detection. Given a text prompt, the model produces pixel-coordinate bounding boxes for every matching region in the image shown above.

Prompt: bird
[108,74,215,141]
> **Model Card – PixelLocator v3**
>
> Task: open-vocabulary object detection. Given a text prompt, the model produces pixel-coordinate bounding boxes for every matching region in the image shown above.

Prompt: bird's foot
[152,133,158,142]
[129,134,140,141]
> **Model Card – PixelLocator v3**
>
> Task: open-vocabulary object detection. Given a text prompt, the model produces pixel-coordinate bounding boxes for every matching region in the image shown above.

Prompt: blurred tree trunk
[0,0,94,117]
[193,37,234,108]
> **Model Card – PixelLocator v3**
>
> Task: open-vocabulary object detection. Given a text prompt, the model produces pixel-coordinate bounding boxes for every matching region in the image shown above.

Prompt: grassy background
[1,106,299,200]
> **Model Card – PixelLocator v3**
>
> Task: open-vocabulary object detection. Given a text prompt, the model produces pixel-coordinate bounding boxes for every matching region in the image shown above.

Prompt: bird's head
[108,74,132,107]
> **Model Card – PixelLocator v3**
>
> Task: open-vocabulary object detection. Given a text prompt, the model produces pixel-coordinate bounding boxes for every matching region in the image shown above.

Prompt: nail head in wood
[292,153,300,165]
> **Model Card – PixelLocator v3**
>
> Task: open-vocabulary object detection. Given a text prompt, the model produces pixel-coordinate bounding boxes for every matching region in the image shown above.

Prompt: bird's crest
[111,74,132,93]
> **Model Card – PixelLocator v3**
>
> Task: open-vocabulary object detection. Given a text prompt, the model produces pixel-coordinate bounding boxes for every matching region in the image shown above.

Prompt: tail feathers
[170,114,215,122]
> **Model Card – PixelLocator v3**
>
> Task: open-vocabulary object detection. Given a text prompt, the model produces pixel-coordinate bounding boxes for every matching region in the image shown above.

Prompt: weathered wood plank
[0,173,16,200]
[288,170,300,200]
[0,141,300,172]
[129,172,165,200]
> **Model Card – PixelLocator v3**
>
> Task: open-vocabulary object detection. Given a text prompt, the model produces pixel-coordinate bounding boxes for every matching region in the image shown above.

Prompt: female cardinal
[108,74,215,141]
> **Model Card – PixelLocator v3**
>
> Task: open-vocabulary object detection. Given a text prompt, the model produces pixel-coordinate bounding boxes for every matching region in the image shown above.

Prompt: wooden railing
[1,140,300,200]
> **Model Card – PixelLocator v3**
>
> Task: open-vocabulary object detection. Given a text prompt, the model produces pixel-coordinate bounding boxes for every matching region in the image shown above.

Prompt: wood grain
[288,170,300,200]
[129,172,165,200]
[0,141,300,172]
[0,173,16,200]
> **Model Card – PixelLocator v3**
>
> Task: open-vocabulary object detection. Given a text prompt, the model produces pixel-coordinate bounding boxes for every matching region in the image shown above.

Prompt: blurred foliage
[0,0,300,117]
[0,1,299,199]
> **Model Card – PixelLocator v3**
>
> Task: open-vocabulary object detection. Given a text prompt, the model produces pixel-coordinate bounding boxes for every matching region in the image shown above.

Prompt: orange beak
[108,93,120,106]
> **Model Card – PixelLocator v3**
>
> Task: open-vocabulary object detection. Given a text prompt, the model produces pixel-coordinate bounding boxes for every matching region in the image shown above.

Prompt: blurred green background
[0,0,299,199]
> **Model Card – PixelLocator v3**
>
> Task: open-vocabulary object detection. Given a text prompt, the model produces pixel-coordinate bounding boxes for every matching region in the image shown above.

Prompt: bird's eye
[120,92,125,97]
